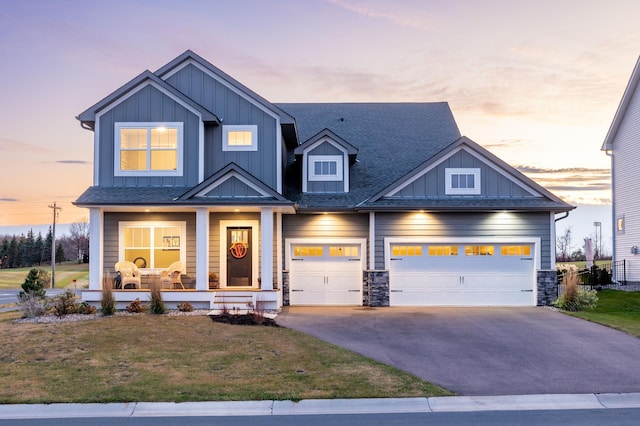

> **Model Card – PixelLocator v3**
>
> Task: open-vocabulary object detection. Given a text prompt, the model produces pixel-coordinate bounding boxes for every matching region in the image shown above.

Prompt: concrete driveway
[276,306,640,396]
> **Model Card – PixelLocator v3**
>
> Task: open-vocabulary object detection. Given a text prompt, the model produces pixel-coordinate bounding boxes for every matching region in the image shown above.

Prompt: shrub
[149,283,165,315]
[18,268,49,301]
[18,293,46,318]
[101,275,116,316]
[126,298,146,313]
[554,269,598,311]
[50,289,78,318]
[177,301,194,312]
[76,301,97,315]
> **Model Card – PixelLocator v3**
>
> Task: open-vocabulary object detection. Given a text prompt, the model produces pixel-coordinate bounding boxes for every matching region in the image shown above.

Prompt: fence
[557,260,626,290]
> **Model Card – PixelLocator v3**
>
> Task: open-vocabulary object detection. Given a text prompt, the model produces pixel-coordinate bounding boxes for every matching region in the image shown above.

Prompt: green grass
[567,290,640,338]
[0,262,89,289]
[0,314,453,403]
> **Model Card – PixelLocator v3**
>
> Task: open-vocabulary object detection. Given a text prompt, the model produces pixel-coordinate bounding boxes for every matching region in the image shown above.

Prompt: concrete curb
[1,393,640,419]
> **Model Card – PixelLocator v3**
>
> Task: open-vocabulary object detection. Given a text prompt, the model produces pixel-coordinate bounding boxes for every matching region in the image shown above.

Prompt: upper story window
[309,155,343,181]
[115,122,183,177]
[445,168,481,195]
[223,125,258,151]
[617,215,625,234]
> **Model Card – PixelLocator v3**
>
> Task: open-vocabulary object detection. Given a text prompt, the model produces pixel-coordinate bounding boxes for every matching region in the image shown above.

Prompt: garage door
[288,243,363,305]
[389,243,535,306]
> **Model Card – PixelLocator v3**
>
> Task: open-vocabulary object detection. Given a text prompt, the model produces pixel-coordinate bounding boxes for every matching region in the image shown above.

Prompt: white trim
[369,212,375,270]
[219,220,260,288]
[261,208,274,290]
[195,172,270,198]
[93,120,100,185]
[114,122,184,177]
[285,237,367,271]
[445,168,481,195]
[117,221,187,272]
[550,212,556,267]
[309,155,343,181]
[276,212,283,293]
[222,125,258,151]
[195,208,209,291]
[384,236,541,275]
[276,118,282,193]
[89,208,103,290]
[199,121,205,183]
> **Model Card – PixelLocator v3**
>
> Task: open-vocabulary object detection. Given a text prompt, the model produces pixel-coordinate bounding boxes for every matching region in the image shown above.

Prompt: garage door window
[293,246,323,256]
[465,245,494,256]
[392,245,423,256]
[428,245,458,256]
[501,245,531,256]
[330,246,359,257]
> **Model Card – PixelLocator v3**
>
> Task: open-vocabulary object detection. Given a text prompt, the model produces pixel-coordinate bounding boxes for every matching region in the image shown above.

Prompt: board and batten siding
[374,212,552,270]
[166,63,279,190]
[393,149,535,198]
[102,212,197,277]
[611,82,640,281]
[98,85,201,187]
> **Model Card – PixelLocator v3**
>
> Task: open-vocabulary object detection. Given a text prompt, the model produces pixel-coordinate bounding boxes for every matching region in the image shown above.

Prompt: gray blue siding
[374,212,552,269]
[166,63,279,189]
[98,85,201,187]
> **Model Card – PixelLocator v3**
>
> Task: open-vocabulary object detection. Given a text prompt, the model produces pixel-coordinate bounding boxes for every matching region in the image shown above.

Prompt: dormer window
[115,122,183,176]
[309,155,343,181]
[445,168,481,195]
[223,125,258,151]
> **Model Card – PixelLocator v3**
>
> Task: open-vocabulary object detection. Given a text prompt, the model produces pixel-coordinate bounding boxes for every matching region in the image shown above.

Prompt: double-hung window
[309,155,343,181]
[445,168,481,195]
[115,122,183,176]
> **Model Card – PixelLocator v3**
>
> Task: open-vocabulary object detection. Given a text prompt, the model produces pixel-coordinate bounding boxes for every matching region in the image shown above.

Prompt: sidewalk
[1,393,640,419]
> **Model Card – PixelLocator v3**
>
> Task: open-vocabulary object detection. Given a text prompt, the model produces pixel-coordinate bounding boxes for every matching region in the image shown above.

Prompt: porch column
[261,207,274,290]
[369,212,375,270]
[89,207,103,290]
[196,208,209,291]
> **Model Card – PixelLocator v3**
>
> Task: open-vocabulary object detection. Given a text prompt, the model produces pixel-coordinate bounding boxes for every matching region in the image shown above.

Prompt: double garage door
[287,239,536,306]
[388,241,536,306]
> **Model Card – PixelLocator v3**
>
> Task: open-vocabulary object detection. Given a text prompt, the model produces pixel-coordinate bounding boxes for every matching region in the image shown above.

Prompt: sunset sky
[0,0,636,247]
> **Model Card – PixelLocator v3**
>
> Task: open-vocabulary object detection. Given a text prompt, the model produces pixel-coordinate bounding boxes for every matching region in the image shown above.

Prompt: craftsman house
[602,56,640,283]
[75,50,573,310]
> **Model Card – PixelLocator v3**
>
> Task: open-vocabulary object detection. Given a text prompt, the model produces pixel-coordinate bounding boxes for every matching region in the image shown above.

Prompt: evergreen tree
[8,236,19,268]
[20,229,35,267]
[55,242,65,263]
[0,238,8,268]
[43,227,53,264]
[18,268,48,300]
[34,233,44,265]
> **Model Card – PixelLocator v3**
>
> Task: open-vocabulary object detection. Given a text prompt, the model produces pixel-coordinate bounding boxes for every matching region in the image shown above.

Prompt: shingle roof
[276,102,462,209]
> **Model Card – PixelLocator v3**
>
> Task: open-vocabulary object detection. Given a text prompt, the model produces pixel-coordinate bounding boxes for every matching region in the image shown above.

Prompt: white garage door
[288,243,363,305]
[389,242,535,306]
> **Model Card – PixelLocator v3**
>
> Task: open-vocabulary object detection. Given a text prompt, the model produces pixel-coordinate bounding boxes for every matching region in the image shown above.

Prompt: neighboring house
[75,50,573,310]
[602,56,640,283]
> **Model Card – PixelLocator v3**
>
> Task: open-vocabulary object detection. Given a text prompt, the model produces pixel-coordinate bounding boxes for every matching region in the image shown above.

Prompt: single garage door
[389,242,535,306]
[288,243,363,305]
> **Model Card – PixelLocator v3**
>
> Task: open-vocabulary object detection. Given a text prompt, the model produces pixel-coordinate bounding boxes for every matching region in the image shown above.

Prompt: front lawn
[567,289,640,338]
[0,313,452,403]
[0,262,89,289]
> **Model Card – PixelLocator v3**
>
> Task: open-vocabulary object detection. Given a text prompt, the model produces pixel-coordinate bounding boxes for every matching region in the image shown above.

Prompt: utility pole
[49,202,62,288]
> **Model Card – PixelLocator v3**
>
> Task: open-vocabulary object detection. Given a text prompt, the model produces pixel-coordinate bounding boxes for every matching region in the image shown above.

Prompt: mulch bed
[208,313,278,327]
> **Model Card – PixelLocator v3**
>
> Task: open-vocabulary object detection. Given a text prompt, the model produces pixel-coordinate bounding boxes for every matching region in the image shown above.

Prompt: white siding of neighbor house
[611,82,640,282]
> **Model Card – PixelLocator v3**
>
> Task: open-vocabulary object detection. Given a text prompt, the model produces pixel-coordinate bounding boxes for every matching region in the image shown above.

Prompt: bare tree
[69,219,90,263]
[556,226,572,262]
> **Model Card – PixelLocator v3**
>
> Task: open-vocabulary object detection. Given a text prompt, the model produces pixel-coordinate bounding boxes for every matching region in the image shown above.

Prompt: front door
[227,227,252,287]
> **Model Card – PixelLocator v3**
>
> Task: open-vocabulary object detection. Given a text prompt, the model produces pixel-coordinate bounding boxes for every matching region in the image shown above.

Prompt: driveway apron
[276,306,640,396]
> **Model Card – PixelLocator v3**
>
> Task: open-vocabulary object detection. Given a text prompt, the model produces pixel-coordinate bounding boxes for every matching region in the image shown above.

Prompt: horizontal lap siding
[374,212,551,269]
[103,212,196,276]
[612,85,640,281]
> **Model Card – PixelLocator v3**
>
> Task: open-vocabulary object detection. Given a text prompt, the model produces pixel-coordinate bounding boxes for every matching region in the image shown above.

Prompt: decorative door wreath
[229,241,248,259]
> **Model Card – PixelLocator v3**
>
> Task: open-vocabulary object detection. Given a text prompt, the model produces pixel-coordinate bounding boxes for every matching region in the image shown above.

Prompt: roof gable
[156,50,295,126]
[294,128,359,158]
[177,163,289,202]
[76,70,219,126]
[362,136,572,211]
